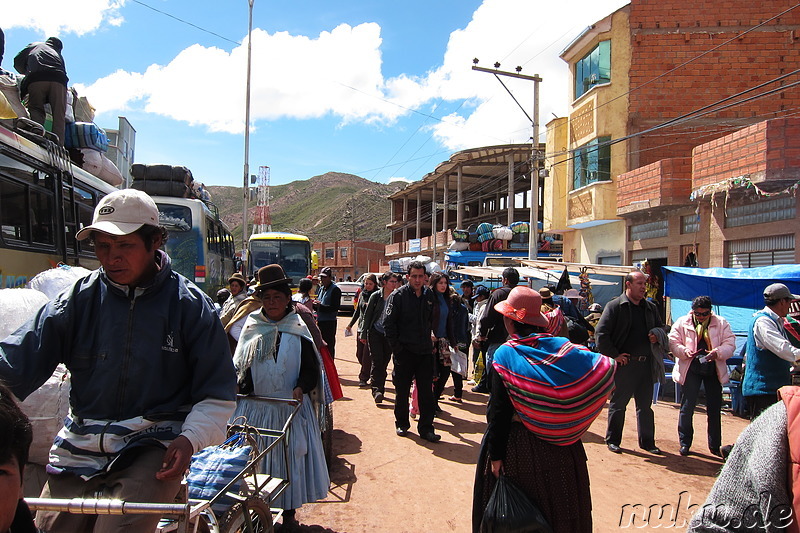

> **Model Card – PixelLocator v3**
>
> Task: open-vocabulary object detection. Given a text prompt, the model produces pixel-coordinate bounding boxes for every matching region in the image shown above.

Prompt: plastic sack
[450,349,468,378]
[480,475,553,533]
[493,226,513,240]
[187,432,254,515]
[0,287,70,465]
[0,288,50,339]
[26,266,93,300]
[0,90,16,119]
[21,365,70,465]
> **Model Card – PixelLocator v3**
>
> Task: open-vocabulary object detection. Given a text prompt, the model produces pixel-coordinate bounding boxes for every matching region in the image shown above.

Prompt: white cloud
[75,0,629,146]
[78,23,399,133]
[4,0,125,36]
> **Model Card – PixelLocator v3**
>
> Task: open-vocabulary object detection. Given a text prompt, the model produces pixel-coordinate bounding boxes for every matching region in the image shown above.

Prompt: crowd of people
[1,187,799,532]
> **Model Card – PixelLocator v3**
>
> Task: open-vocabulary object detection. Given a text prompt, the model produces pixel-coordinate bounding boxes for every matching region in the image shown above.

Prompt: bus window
[158,205,192,232]
[0,178,28,241]
[30,187,55,245]
[0,176,55,247]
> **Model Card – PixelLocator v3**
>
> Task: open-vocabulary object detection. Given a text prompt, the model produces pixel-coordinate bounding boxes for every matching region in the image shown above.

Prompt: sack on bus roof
[0,73,29,122]
[131,164,193,185]
[64,122,109,152]
[81,148,123,187]
[131,179,190,198]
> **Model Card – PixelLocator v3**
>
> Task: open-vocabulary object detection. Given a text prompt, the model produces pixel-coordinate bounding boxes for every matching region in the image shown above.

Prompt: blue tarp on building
[663,265,800,335]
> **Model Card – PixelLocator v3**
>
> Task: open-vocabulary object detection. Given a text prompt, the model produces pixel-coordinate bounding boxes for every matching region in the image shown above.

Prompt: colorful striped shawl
[492,334,616,446]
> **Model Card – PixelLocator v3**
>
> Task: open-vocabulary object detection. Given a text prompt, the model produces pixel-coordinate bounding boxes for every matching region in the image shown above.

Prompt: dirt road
[295,317,751,532]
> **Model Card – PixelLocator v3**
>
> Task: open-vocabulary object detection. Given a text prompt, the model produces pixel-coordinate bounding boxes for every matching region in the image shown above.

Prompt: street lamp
[241,0,255,259]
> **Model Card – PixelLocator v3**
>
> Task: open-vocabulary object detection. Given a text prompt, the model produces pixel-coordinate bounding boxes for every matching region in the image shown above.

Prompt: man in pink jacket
[668,295,736,457]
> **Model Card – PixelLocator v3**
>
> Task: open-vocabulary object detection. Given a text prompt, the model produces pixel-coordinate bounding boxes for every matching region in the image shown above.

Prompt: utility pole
[241,0,255,258]
[343,199,358,278]
[471,61,542,260]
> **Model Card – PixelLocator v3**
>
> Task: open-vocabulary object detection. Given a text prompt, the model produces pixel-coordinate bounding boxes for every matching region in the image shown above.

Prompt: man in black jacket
[472,267,519,393]
[384,261,440,442]
[596,270,665,455]
[14,37,68,145]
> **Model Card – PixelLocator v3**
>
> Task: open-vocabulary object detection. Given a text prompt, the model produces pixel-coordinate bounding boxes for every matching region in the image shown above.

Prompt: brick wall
[693,117,800,188]
[617,157,692,211]
[627,0,800,167]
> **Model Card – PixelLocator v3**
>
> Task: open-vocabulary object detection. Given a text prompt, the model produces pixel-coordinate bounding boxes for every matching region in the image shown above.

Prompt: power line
[130,0,241,46]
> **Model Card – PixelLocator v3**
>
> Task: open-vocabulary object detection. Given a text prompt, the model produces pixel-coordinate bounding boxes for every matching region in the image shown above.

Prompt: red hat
[494,287,549,328]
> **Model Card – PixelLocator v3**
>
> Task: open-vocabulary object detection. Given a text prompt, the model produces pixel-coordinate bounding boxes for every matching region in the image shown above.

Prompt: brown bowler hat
[252,264,292,291]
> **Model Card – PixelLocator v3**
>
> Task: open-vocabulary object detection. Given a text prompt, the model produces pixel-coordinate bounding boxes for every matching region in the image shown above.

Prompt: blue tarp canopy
[663,265,800,335]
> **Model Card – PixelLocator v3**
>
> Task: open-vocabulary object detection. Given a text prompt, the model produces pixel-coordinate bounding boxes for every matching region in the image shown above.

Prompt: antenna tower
[253,165,271,234]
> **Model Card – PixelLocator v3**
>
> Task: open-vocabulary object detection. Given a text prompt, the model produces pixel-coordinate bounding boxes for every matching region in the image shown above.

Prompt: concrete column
[416,190,421,239]
[456,165,463,229]
[402,195,408,241]
[431,181,437,259]
[443,174,450,234]
[507,155,515,226]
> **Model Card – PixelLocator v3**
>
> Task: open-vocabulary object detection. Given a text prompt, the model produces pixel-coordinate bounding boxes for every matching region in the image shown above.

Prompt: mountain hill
[207,172,405,245]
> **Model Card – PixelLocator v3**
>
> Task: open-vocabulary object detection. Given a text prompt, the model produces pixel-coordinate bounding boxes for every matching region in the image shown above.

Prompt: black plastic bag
[480,475,553,533]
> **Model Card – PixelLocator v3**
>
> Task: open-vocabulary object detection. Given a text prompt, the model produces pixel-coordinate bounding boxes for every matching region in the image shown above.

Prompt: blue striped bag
[186,432,255,514]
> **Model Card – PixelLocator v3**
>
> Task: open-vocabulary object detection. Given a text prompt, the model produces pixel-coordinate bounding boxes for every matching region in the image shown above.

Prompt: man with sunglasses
[742,283,800,419]
[669,296,736,457]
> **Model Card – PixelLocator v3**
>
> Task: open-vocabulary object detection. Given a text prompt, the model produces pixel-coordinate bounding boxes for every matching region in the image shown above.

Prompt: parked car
[337,281,361,314]
[355,272,383,286]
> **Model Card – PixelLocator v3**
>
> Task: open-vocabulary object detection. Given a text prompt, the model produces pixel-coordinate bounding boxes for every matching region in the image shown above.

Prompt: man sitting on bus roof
[0,189,236,533]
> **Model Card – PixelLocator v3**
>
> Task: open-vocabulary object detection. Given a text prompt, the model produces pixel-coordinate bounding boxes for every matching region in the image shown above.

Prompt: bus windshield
[157,203,200,280]
[249,239,311,286]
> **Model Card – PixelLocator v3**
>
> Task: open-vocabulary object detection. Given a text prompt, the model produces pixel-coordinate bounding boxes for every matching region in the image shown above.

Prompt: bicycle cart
[25,397,301,533]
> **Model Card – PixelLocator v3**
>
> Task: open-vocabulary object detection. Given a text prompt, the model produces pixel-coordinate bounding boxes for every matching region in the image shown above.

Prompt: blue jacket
[743,310,792,397]
[0,251,236,421]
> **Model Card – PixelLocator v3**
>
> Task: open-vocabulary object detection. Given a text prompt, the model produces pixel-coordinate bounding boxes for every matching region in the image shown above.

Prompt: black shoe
[374,392,384,404]
[420,431,441,443]
[680,446,690,456]
[607,443,622,454]
[645,447,663,455]
[471,385,489,394]
[396,427,408,437]
[709,447,722,458]
[358,381,368,388]
[720,444,733,460]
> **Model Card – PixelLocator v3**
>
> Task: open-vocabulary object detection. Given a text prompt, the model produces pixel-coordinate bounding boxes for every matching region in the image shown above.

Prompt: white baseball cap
[75,189,160,241]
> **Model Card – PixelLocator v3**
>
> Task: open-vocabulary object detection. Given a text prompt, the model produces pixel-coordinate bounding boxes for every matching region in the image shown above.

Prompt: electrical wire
[130,0,241,46]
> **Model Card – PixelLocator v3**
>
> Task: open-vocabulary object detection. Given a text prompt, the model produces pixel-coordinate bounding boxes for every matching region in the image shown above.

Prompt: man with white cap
[742,283,800,419]
[0,189,236,532]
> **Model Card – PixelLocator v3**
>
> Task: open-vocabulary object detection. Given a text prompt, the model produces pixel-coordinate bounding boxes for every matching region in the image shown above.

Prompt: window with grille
[629,220,668,241]
[727,235,795,267]
[725,197,795,228]
[681,214,699,234]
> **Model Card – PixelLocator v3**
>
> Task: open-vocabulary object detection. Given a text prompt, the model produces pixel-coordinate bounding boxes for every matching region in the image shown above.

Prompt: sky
[3,0,630,187]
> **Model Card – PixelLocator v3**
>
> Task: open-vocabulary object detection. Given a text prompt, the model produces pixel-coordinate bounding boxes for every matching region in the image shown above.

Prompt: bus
[0,121,118,288]
[247,232,315,288]
[155,197,236,296]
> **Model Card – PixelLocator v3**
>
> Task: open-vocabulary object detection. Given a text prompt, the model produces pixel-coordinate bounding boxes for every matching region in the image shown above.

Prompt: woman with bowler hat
[231,264,330,528]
